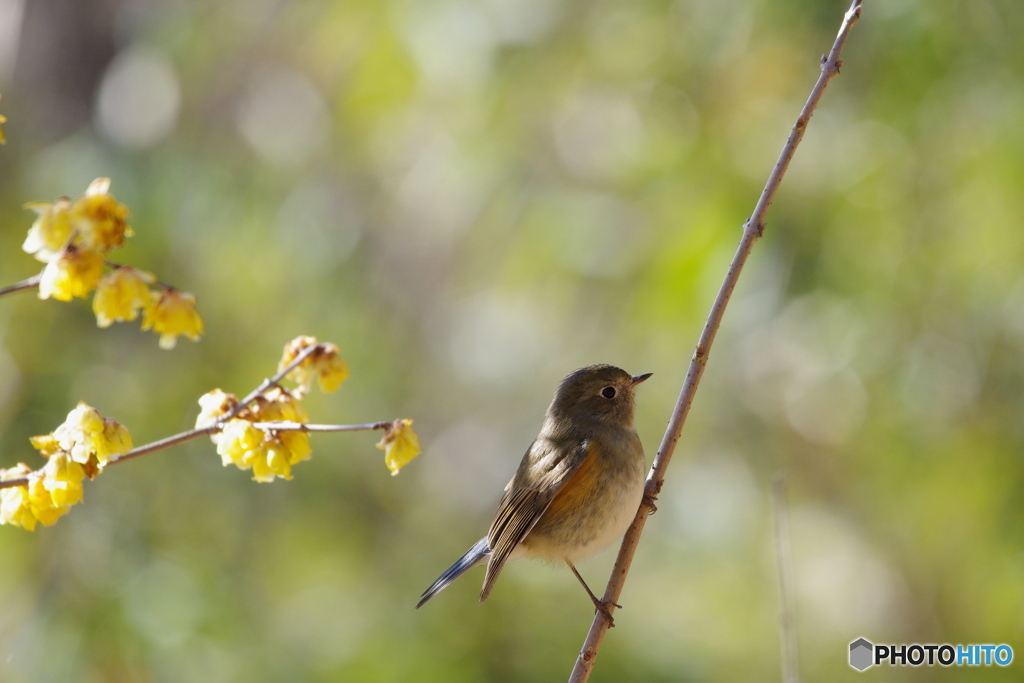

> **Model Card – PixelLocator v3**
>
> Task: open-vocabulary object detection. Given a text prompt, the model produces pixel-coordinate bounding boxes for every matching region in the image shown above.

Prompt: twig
[217,343,322,423]
[250,421,392,433]
[567,2,864,680]
[772,477,800,683]
[103,260,176,291]
[0,273,42,297]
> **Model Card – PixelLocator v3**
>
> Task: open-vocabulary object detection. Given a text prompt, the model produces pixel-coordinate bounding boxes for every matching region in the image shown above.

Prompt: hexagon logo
[849,638,874,671]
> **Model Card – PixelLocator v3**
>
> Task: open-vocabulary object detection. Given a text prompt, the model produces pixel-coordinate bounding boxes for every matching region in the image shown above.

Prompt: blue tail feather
[416,537,489,608]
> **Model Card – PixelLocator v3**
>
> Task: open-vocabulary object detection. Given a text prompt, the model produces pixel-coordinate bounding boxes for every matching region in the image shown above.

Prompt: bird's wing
[480,437,590,602]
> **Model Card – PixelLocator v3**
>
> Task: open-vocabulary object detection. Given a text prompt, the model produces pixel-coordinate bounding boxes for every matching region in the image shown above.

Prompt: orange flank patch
[545,448,602,519]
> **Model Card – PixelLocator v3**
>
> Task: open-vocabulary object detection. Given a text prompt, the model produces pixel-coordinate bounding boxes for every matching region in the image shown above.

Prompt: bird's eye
[601,386,616,399]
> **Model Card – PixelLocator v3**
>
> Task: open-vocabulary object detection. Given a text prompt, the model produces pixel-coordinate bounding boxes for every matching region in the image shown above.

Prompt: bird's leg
[643,481,660,514]
[566,559,621,627]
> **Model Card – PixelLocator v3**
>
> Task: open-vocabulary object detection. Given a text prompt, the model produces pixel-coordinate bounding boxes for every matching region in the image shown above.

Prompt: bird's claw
[592,598,622,627]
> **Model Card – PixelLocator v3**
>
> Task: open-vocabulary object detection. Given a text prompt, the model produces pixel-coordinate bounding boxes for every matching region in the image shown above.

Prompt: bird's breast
[518,433,645,562]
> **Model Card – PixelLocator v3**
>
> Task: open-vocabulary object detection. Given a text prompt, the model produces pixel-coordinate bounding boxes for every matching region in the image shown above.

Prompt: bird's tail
[416,537,490,609]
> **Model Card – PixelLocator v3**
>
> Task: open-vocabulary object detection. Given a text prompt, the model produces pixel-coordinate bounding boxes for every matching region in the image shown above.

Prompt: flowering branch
[0,418,391,490]
[566,2,864,680]
[1,336,421,530]
[1,179,204,349]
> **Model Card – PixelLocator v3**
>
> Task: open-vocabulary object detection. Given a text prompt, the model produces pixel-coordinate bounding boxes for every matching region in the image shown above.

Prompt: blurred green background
[1,0,1022,680]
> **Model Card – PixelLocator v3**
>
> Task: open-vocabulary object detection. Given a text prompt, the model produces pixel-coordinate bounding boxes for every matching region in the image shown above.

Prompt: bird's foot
[643,491,659,514]
[591,597,622,627]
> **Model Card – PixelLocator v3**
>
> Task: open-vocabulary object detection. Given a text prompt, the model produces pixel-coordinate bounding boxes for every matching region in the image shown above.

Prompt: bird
[416,364,651,623]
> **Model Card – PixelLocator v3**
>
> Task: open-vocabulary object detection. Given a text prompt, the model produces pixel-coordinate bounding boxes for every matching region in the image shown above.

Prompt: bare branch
[567,2,863,680]
[0,273,42,297]
[249,421,393,433]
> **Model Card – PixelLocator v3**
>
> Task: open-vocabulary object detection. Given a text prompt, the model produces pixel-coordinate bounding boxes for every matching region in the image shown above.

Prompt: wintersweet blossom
[279,336,350,393]
[0,465,37,531]
[0,453,87,531]
[376,419,421,475]
[215,419,265,470]
[38,247,104,301]
[254,438,293,482]
[22,198,73,261]
[69,178,133,252]
[206,386,313,482]
[254,386,309,423]
[41,401,132,469]
[40,452,86,508]
[195,389,239,428]
[142,289,204,349]
[93,267,154,327]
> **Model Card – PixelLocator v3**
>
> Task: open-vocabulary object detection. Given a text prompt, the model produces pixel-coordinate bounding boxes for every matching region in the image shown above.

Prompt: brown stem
[249,421,392,433]
[0,273,42,297]
[567,2,864,680]
[217,343,322,423]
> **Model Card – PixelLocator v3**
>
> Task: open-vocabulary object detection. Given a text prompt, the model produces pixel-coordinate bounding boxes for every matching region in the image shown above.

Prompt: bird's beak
[631,372,653,385]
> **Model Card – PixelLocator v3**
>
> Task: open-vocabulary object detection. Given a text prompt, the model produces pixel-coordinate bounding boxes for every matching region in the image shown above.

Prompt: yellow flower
[93,267,154,328]
[46,401,132,468]
[376,419,421,475]
[99,418,132,462]
[279,336,350,393]
[214,418,311,482]
[38,246,104,301]
[29,433,61,457]
[22,198,73,262]
[28,475,67,526]
[196,389,239,428]
[215,419,265,469]
[254,439,293,482]
[69,178,133,253]
[40,452,85,508]
[142,289,203,349]
[0,465,37,531]
[255,386,309,424]
[279,430,312,465]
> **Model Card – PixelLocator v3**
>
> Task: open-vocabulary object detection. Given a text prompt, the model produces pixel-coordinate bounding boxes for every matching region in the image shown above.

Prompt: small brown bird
[417,364,650,621]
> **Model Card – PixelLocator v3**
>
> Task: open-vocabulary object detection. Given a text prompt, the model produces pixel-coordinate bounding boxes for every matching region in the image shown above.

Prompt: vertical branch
[772,477,800,683]
[567,1,864,680]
